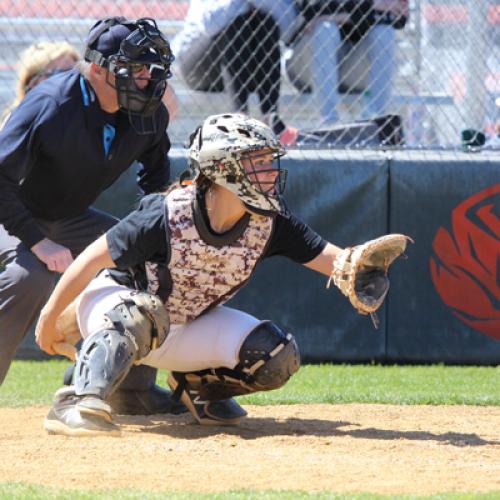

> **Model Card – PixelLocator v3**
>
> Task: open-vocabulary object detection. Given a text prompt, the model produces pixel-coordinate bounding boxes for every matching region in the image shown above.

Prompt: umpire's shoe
[107,385,187,416]
[44,386,120,437]
[167,373,247,426]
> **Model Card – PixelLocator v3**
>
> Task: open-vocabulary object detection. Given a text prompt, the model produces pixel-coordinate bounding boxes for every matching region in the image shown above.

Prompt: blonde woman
[1,41,79,126]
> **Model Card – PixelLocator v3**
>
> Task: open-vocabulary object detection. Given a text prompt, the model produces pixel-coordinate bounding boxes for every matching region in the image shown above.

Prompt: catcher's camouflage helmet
[189,113,288,215]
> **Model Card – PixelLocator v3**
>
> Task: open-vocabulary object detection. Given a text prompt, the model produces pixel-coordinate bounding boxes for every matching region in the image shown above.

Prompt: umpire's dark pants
[0,207,156,388]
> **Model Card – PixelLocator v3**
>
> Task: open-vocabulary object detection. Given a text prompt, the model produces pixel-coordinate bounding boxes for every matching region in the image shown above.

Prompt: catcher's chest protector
[162,185,273,324]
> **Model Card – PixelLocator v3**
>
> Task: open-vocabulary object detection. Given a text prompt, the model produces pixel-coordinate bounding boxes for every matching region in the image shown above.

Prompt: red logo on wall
[429,184,500,340]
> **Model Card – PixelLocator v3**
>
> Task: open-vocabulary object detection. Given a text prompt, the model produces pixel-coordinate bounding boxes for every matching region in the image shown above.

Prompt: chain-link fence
[0,0,499,153]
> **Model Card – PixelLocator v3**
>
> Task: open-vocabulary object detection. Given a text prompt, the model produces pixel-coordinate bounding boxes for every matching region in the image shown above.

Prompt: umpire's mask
[85,16,174,135]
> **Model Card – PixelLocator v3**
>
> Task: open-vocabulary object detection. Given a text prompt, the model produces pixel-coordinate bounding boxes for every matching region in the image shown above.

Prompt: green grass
[0,484,499,500]
[1,360,499,407]
[1,362,498,499]
[241,364,500,406]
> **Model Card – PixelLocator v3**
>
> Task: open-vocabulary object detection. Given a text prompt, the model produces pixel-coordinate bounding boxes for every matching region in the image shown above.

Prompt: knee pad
[237,321,301,391]
[74,292,169,400]
[104,291,169,358]
[172,321,300,402]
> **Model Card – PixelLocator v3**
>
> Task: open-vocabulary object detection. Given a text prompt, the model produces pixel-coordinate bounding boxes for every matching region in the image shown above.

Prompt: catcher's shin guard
[168,321,300,425]
[74,328,137,403]
[74,293,170,407]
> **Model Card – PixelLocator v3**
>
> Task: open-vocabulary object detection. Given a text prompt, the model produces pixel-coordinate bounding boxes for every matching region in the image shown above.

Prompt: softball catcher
[36,113,410,436]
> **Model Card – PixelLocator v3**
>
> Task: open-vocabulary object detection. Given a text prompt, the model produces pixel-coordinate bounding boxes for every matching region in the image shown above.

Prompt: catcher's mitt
[327,234,412,326]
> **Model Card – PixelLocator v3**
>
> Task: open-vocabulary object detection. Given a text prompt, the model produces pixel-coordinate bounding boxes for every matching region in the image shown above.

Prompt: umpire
[0,16,182,415]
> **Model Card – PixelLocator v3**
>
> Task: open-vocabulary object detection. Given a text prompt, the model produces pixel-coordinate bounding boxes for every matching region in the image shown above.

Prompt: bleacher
[0,1,426,144]
[1,2,498,148]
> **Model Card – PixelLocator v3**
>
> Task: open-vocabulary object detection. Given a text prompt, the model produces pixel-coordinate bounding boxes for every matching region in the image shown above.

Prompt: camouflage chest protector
[162,184,274,324]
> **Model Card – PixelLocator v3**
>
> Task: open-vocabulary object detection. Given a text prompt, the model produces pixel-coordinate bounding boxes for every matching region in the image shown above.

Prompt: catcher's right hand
[52,299,81,361]
[328,234,412,326]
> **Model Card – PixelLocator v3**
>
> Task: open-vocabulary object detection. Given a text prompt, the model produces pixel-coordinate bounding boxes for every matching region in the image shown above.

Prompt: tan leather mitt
[328,234,412,324]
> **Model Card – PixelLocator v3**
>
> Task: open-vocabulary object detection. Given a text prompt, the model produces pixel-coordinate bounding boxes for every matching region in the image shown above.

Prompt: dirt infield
[1,404,499,495]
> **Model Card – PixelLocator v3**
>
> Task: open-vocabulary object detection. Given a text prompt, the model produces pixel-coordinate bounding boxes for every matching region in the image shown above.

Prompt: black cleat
[44,387,120,437]
[106,384,188,416]
[167,373,247,426]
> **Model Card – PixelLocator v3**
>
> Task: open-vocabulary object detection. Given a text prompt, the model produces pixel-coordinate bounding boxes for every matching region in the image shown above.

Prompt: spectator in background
[284,0,408,125]
[172,0,298,145]
[0,16,184,416]
[1,41,79,127]
[486,123,500,148]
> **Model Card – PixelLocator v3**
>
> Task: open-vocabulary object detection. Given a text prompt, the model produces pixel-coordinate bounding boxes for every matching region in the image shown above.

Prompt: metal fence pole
[463,0,489,131]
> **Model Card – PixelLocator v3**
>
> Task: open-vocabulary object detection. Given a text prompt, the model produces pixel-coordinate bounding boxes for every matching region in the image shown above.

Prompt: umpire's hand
[31,238,74,273]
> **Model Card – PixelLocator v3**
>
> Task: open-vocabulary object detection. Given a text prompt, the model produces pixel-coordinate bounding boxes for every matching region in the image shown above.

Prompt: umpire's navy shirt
[0,69,171,249]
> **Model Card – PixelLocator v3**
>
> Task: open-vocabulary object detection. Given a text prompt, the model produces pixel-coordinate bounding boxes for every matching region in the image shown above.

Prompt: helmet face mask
[85,17,174,134]
[240,149,287,198]
[189,114,288,215]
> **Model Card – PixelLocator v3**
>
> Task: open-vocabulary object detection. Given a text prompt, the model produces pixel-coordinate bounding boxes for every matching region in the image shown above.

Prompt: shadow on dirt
[117,414,498,447]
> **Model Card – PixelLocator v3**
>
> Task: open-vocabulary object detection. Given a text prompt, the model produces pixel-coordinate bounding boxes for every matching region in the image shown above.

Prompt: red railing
[423,4,500,24]
[0,0,188,19]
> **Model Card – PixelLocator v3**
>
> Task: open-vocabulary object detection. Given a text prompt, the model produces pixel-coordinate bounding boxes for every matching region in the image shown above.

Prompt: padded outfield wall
[16,150,500,364]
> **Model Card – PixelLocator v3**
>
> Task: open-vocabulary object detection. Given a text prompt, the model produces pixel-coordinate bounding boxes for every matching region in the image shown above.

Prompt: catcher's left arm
[305,234,413,327]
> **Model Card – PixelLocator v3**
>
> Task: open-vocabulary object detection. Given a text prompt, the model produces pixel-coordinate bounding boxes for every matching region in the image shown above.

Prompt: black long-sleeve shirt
[0,69,170,248]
